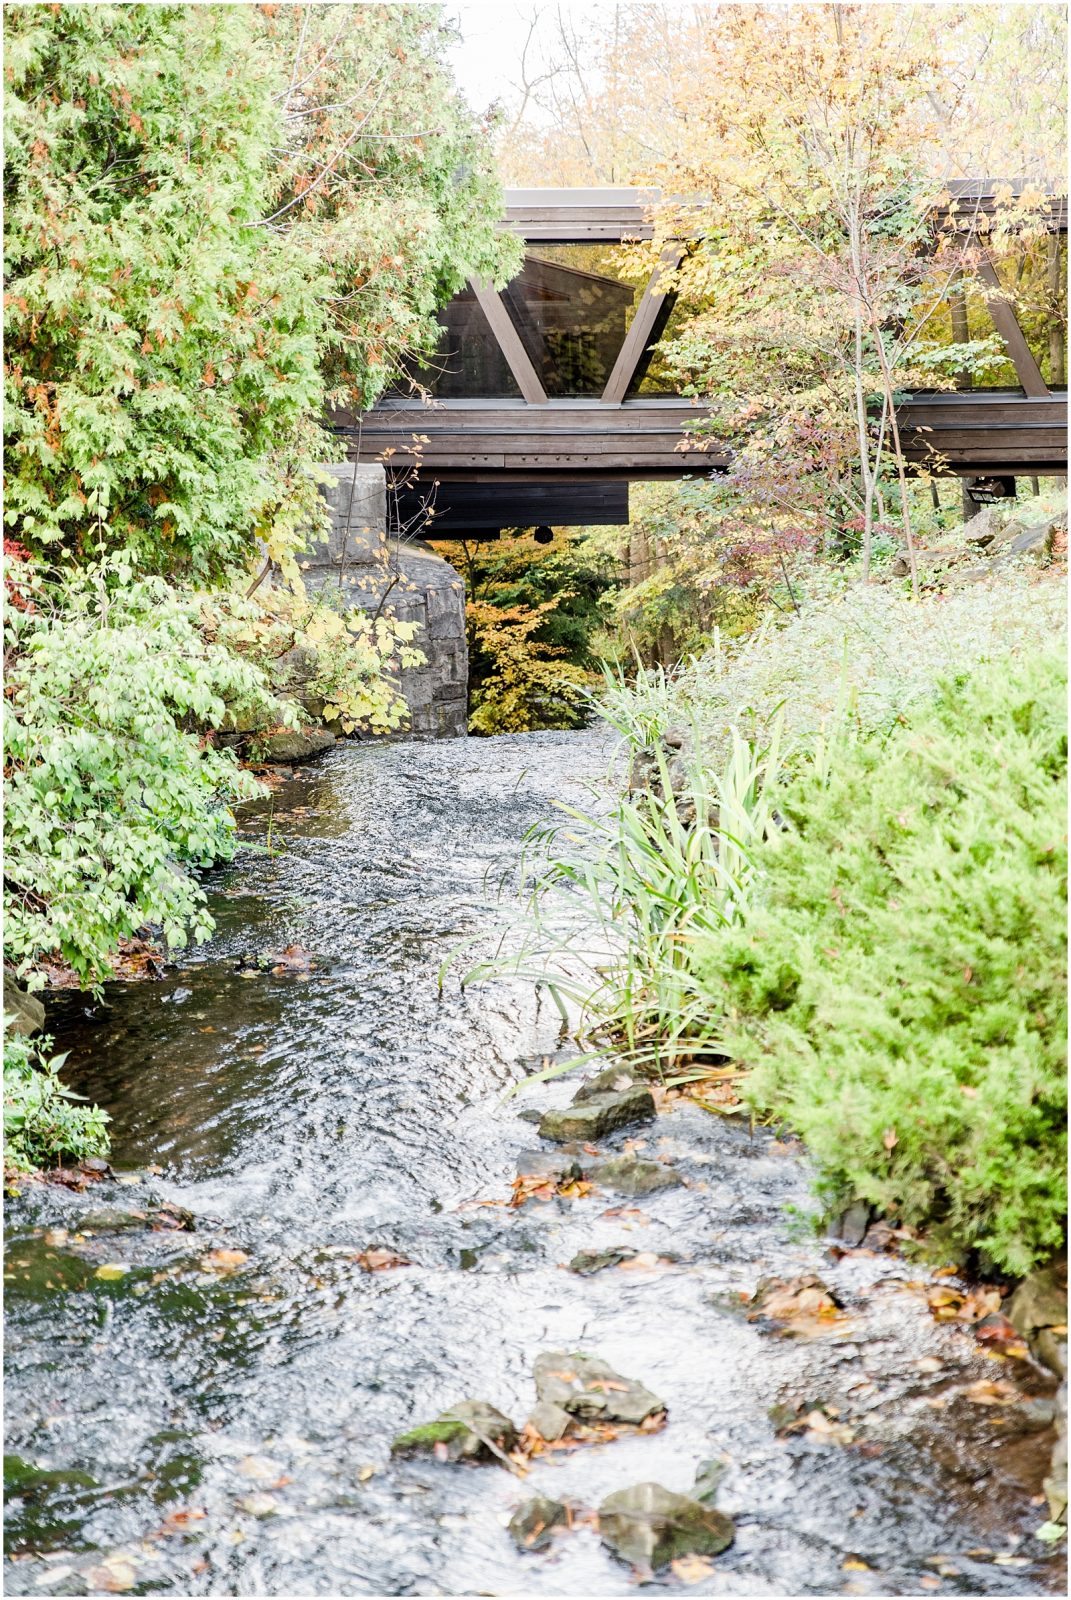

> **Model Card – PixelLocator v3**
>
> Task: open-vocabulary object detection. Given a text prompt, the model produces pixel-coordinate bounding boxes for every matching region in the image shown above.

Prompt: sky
[443,1,623,120]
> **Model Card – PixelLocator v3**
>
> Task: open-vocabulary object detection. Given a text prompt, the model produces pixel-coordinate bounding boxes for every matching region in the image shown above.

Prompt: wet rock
[390,1400,517,1465]
[515,1150,583,1183]
[1007,1261,1067,1342]
[525,1401,573,1442]
[1014,1397,1058,1432]
[255,727,336,765]
[587,1154,683,1195]
[692,1458,729,1505]
[830,1200,870,1247]
[533,1350,665,1426]
[598,1482,734,1571]
[4,973,45,1037]
[508,1493,568,1551]
[568,1246,638,1275]
[1036,1329,1068,1381]
[538,1084,654,1144]
[572,1064,645,1103]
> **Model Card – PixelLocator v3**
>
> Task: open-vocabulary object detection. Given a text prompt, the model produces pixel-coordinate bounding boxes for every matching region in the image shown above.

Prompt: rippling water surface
[4,732,1062,1596]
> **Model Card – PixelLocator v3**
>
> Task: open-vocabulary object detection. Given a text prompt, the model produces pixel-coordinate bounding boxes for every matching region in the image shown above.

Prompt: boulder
[533,1350,664,1427]
[3,975,45,1038]
[587,1155,683,1196]
[1007,1262,1067,1341]
[963,506,1001,546]
[598,1482,734,1571]
[390,1399,517,1465]
[254,727,336,765]
[830,1200,870,1247]
[538,1084,655,1144]
[508,1494,568,1552]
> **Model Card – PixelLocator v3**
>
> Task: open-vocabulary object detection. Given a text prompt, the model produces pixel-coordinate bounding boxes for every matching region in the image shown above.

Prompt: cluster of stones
[890,499,1067,584]
[390,1350,734,1573]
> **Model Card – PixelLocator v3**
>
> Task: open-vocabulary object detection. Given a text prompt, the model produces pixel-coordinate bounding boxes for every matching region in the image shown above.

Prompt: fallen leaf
[916,1356,942,1373]
[237,1493,278,1517]
[963,1378,1019,1406]
[882,1127,898,1151]
[94,1264,128,1281]
[842,1557,872,1571]
[670,1554,714,1583]
[352,1248,411,1272]
[237,1455,283,1480]
[200,1250,249,1271]
[357,1465,376,1483]
[85,1558,136,1593]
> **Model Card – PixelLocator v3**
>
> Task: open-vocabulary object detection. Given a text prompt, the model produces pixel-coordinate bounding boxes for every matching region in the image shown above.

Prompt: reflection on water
[4,732,1063,1596]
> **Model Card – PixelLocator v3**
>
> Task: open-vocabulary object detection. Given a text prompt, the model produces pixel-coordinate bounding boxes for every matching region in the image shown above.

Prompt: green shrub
[4,1028,110,1172]
[4,558,275,989]
[697,652,1067,1275]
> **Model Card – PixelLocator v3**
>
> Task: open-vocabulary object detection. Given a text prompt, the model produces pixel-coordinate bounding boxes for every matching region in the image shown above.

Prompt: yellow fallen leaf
[95,1264,128,1282]
[670,1554,714,1583]
[237,1455,283,1480]
[357,1464,376,1483]
[842,1557,872,1571]
[201,1249,249,1271]
[85,1557,137,1592]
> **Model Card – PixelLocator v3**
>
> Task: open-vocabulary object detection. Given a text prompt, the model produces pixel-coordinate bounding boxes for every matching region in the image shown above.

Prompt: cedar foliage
[700,652,1068,1275]
[3,3,515,581]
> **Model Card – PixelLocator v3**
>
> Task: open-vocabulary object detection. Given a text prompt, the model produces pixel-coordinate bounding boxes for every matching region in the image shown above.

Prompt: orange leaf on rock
[670,1554,715,1583]
[352,1248,410,1272]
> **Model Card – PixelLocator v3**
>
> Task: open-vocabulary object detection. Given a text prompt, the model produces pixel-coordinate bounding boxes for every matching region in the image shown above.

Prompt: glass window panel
[402,288,521,398]
[501,245,645,398]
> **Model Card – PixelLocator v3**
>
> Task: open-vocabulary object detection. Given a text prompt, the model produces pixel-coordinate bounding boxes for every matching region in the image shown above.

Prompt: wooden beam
[468,277,548,405]
[601,244,686,404]
[976,254,1050,397]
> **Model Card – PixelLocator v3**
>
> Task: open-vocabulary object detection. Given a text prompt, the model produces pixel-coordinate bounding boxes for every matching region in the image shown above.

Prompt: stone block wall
[302,464,468,740]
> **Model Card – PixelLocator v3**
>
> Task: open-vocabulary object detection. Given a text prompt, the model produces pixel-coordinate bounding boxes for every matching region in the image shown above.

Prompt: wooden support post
[976,254,1050,397]
[469,277,548,405]
[601,243,686,404]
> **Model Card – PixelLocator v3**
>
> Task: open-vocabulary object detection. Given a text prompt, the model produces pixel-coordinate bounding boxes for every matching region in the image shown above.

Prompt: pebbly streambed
[4,730,1064,1597]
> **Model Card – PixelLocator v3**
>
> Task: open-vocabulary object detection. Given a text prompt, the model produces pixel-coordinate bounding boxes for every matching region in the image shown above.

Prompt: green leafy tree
[3,3,517,583]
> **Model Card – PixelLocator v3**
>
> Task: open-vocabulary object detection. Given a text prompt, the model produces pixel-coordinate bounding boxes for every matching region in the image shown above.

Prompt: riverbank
[4,732,1065,1596]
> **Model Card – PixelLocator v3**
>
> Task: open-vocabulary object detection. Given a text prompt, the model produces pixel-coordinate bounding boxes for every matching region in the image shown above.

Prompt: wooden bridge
[332,186,1067,537]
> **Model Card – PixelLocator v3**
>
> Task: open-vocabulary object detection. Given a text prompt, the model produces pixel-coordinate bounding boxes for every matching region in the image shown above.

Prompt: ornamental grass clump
[697,651,1067,1275]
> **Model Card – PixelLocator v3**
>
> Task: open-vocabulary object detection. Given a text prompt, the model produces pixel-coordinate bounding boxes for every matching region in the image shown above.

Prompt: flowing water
[4,732,1063,1597]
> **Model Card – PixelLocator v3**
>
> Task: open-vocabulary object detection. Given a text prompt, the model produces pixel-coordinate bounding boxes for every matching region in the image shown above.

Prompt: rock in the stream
[533,1350,665,1426]
[568,1246,639,1275]
[571,1064,645,1102]
[4,972,45,1038]
[830,1200,870,1248]
[508,1494,568,1551]
[1007,1261,1067,1341]
[598,1482,734,1571]
[390,1400,517,1465]
[255,727,336,764]
[587,1154,683,1196]
[538,1083,654,1144]
[692,1458,729,1505]
[525,1400,574,1442]
[515,1150,583,1183]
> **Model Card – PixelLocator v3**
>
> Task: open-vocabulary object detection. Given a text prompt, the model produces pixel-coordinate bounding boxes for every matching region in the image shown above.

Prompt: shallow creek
[4,731,1063,1597]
